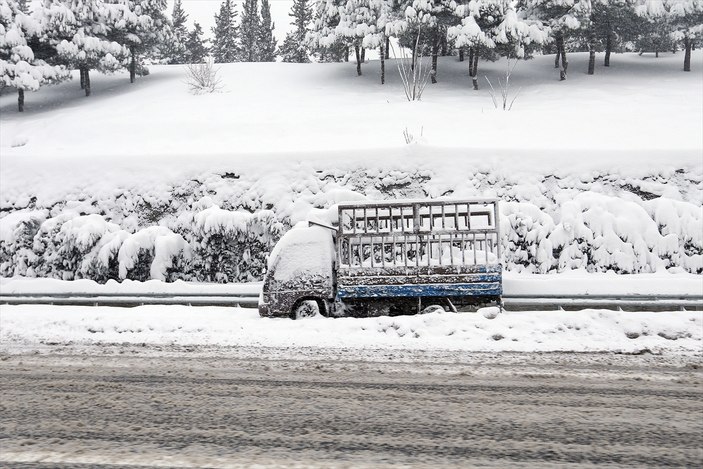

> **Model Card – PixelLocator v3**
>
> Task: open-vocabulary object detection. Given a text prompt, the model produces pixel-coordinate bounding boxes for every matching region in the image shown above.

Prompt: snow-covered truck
[258,199,502,319]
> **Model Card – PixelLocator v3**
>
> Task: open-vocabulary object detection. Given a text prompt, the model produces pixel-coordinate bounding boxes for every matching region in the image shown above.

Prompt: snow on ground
[1,52,700,160]
[1,304,700,355]
[1,270,701,296]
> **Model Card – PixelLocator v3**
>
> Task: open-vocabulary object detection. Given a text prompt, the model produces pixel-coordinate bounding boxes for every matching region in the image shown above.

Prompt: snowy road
[1,353,702,468]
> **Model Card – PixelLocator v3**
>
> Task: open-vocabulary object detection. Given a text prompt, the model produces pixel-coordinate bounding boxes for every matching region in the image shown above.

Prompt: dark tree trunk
[84,68,91,96]
[385,37,390,59]
[555,36,567,80]
[380,39,385,85]
[459,49,464,62]
[440,34,448,56]
[471,47,479,90]
[17,88,24,112]
[604,32,612,67]
[468,47,474,76]
[431,30,439,84]
[684,37,692,71]
[411,42,417,72]
[80,67,85,89]
[587,28,596,75]
[344,46,349,62]
[354,45,362,76]
[129,47,136,83]
[361,47,365,62]
[655,49,659,58]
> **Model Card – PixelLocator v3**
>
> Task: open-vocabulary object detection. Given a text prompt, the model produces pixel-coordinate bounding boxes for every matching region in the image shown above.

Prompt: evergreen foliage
[164,0,188,64]
[257,0,276,61]
[280,0,312,62]
[0,0,70,111]
[211,0,239,63]
[239,0,259,61]
[185,21,208,63]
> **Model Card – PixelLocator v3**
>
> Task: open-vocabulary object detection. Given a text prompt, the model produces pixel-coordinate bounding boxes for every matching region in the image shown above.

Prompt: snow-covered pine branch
[0,0,70,111]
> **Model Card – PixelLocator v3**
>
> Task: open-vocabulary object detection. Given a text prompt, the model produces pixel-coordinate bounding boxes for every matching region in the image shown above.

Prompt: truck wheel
[292,300,320,320]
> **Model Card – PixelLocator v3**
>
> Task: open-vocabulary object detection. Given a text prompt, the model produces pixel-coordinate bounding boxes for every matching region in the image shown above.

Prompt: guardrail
[1,292,701,311]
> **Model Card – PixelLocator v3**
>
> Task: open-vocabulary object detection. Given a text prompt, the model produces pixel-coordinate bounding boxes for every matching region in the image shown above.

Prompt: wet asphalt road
[0,352,702,468]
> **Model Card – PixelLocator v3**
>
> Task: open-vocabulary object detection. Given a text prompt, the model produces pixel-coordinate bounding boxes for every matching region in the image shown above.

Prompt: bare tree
[485,60,522,111]
[392,29,432,102]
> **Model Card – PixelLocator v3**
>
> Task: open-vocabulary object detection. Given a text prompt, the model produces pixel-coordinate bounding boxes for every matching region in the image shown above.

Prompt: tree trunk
[468,47,474,76]
[129,47,136,83]
[431,30,439,84]
[84,68,91,96]
[411,42,417,72]
[380,39,385,85]
[587,29,596,75]
[354,45,362,76]
[459,49,464,62]
[684,37,691,71]
[17,88,24,112]
[344,46,349,62]
[555,36,567,80]
[655,49,659,58]
[604,32,612,67]
[385,37,390,60]
[471,47,479,90]
[361,47,365,62]
[80,68,85,89]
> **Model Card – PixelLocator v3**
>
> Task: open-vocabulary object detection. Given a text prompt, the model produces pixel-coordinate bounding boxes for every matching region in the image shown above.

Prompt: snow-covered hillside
[0,53,701,282]
[1,52,701,156]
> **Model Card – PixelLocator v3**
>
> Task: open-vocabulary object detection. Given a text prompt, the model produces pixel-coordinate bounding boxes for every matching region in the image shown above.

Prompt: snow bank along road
[0,353,701,468]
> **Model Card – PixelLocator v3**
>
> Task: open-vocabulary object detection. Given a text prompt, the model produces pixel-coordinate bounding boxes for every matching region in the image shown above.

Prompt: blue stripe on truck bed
[337,282,502,299]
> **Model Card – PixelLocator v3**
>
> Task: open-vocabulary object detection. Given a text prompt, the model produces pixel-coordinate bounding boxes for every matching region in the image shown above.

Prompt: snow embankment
[0,305,700,354]
[1,271,701,297]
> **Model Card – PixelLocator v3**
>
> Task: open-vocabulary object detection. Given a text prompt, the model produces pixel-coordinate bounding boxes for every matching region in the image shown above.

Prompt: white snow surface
[1,52,700,159]
[1,304,700,354]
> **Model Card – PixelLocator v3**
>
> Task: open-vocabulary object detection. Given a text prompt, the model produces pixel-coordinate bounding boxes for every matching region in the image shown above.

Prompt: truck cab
[259,198,502,318]
[258,222,336,318]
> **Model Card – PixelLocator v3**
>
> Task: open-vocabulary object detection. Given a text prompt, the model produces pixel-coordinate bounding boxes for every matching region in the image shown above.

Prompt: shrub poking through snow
[184,59,223,94]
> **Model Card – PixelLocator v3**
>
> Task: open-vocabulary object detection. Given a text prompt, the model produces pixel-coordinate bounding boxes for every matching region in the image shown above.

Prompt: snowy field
[1,304,701,355]
[1,52,701,157]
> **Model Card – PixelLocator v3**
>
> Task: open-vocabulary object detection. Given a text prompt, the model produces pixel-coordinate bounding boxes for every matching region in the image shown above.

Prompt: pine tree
[279,0,312,62]
[211,0,239,63]
[113,0,172,83]
[257,0,276,61]
[336,0,392,80]
[185,21,208,63]
[309,0,349,62]
[0,0,70,111]
[52,0,129,97]
[449,0,548,89]
[164,0,188,64]
[239,0,259,61]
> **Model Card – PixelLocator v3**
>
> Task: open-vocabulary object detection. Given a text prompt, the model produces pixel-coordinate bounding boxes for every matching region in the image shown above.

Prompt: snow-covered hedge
[0,164,701,282]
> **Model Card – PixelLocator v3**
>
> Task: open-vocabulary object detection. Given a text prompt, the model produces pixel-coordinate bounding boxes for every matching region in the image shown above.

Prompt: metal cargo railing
[336,199,501,271]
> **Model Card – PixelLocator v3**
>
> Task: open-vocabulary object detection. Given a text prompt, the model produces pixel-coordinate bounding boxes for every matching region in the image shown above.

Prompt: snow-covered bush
[0,210,46,277]
[501,202,556,273]
[118,226,190,281]
[0,165,700,281]
[178,198,285,283]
